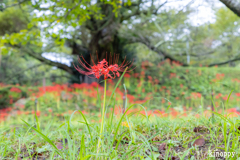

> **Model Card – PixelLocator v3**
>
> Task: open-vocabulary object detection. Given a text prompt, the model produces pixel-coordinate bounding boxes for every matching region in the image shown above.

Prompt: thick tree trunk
[219,0,240,17]
[89,23,121,62]
[70,28,124,84]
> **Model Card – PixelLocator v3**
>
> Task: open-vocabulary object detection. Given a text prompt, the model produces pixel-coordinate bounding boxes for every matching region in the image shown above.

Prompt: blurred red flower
[10,87,21,93]
[236,93,240,97]
[124,73,131,78]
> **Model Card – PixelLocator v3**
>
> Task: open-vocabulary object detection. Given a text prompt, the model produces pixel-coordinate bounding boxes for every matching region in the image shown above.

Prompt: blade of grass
[111,103,149,148]
[109,94,116,129]
[79,134,85,159]
[226,90,233,111]
[21,119,62,157]
[106,67,128,107]
[77,110,93,141]
[35,112,40,131]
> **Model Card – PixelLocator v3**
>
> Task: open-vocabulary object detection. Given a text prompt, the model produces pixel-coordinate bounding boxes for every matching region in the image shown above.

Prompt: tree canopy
[1,0,240,84]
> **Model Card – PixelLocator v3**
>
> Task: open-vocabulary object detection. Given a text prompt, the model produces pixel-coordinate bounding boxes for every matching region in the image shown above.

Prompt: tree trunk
[219,0,240,17]
[70,27,124,84]
[88,22,122,63]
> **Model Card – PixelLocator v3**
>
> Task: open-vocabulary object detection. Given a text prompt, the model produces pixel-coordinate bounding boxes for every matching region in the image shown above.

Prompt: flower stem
[97,79,107,155]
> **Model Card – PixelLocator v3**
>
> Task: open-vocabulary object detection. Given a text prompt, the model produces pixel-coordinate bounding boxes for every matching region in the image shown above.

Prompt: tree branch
[144,43,189,66]
[17,44,74,75]
[153,1,168,14]
[4,64,43,81]
[124,36,188,66]
[219,0,240,17]
[0,0,30,11]
[121,0,168,21]
[208,56,240,67]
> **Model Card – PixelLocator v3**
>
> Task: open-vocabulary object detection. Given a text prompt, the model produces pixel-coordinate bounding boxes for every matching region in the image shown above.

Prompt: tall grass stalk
[97,79,107,154]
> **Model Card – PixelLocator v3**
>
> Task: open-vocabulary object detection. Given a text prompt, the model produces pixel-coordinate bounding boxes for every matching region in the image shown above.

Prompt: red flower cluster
[73,54,133,80]
[10,87,21,93]
[191,92,202,99]
[232,78,240,83]
[236,93,240,97]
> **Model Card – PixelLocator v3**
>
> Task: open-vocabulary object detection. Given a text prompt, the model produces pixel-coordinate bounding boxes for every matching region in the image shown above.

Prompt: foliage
[3,61,240,112]
[0,85,27,109]
[0,7,28,36]
[1,0,240,82]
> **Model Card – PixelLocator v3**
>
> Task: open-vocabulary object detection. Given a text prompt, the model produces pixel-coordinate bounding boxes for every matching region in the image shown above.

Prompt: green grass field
[1,64,240,159]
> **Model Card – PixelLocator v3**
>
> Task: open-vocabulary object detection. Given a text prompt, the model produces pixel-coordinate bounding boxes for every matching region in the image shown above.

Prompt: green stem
[97,79,107,155]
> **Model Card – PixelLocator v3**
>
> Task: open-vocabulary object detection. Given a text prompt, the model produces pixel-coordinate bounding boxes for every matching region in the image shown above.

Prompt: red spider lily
[127,94,136,103]
[169,73,176,79]
[154,79,159,84]
[161,98,165,104]
[10,87,21,93]
[166,90,171,95]
[31,110,41,116]
[73,53,134,80]
[166,58,171,64]
[161,86,166,89]
[9,98,13,104]
[17,110,24,115]
[169,108,178,117]
[124,73,131,78]
[90,82,99,87]
[133,73,139,78]
[198,70,201,75]
[137,82,142,87]
[135,99,146,104]
[195,114,200,118]
[215,95,220,99]
[172,61,182,66]
[147,76,152,82]
[222,95,232,101]
[191,92,201,99]
[216,73,224,79]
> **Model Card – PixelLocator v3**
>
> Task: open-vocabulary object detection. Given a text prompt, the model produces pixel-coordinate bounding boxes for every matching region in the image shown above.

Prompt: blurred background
[1,0,240,117]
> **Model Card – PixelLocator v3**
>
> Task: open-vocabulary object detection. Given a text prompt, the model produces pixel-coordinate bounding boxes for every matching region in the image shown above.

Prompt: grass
[1,64,240,159]
[1,101,240,160]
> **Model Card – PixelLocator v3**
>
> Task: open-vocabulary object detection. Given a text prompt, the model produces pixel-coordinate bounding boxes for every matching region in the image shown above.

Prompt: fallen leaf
[170,156,179,160]
[56,142,63,150]
[152,135,161,142]
[158,143,166,151]
[193,127,200,132]
[193,126,208,133]
[37,152,43,156]
[193,138,205,147]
